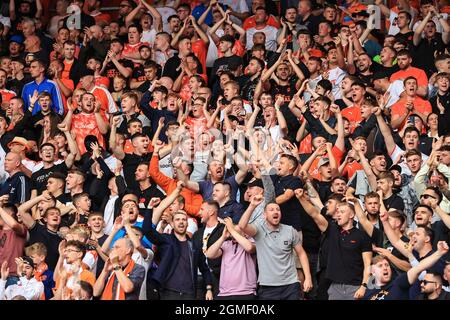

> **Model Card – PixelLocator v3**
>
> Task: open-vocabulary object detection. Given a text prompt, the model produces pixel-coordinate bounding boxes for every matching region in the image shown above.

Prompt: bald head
[5,152,22,174]
[24,35,41,52]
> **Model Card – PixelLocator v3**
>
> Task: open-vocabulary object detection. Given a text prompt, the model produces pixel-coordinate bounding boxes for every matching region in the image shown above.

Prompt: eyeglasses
[420,280,437,285]
[420,194,436,200]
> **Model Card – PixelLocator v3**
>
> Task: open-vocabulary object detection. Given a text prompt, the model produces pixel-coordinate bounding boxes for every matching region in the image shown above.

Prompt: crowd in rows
[0,0,450,300]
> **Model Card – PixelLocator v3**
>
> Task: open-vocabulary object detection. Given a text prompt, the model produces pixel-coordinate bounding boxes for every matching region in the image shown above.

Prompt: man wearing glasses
[418,271,450,299]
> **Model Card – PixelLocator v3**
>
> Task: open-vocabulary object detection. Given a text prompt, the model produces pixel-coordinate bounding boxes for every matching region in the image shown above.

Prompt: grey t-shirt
[253,221,301,286]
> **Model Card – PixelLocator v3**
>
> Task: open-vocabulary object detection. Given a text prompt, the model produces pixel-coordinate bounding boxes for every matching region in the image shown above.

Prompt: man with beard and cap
[142,184,214,300]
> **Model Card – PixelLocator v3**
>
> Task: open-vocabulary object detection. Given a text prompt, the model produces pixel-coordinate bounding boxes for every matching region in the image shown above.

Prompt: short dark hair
[66,240,87,257]
[397,49,412,58]
[205,200,219,212]
[398,10,412,22]
[280,154,299,171]
[128,23,142,34]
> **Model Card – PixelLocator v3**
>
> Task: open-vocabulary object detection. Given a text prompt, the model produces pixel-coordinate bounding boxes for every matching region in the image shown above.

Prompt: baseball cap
[21,256,35,269]
[7,137,30,151]
[247,179,264,189]
[390,164,402,174]
[318,157,330,167]
[10,35,24,44]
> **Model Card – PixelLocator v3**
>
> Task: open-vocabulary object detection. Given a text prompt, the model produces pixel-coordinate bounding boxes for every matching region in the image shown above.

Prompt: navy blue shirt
[363,273,411,300]
[271,174,304,231]
[0,172,31,205]
[199,175,239,201]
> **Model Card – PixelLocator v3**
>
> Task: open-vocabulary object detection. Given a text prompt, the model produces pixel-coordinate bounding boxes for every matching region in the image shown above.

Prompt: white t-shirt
[141,29,157,45]
[388,8,418,36]
[328,67,347,100]
[132,249,153,300]
[221,0,249,25]
[386,80,405,108]
[246,26,278,51]
[157,6,177,34]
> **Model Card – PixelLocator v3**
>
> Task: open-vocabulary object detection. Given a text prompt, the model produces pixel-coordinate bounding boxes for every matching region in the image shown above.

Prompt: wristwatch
[361,283,368,288]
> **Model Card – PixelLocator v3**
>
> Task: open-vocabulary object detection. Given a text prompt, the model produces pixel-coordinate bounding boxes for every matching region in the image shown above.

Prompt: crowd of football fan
[0,0,449,301]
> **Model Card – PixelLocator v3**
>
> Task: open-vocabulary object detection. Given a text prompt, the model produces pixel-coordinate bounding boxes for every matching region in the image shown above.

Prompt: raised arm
[151,182,183,225]
[109,116,126,160]
[173,158,200,193]
[379,211,410,258]
[141,0,162,32]
[237,195,262,237]
[374,106,397,155]
[414,12,432,46]
[330,104,345,152]
[125,1,144,27]
[274,96,288,136]
[294,189,329,232]
[406,241,449,284]
[190,15,210,46]
[225,217,255,253]
[0,204,26,234]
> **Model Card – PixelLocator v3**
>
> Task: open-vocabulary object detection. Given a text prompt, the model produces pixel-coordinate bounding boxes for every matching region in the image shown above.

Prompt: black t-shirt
[371,63,400,79]
[383,194,405,211]
[28,223,63,271]
[131,64,146,84]
[363,273,411,300]
[325,222,372,285]
[122,153,152,192]
[210,55,243,85]
[239,75,259,102]
[104,58,134,90]
[271,174,304,231]
[138,185,165,208]
[313,179,332,205]
[31,162,69,194]
[394,31,414,46]
[413,35,446,77]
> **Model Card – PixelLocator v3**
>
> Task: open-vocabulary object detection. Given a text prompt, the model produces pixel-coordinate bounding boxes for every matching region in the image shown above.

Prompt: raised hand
[1,261,9,280]
[250,194,263,207]
[148,197,161,209]
[29,90,39,106]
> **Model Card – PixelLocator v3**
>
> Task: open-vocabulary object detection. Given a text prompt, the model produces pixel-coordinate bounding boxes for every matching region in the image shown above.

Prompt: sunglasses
[420,194,436,200]
[420,280,437,285]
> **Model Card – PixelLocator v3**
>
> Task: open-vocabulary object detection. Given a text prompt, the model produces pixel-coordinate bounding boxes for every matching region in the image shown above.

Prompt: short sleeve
[292,227,301,246]
[360,232,373,253]
[285,176,303,191]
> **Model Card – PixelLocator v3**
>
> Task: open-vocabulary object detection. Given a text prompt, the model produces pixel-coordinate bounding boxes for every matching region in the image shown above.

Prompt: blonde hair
[68,225,91,242]
[25,242,47,257]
